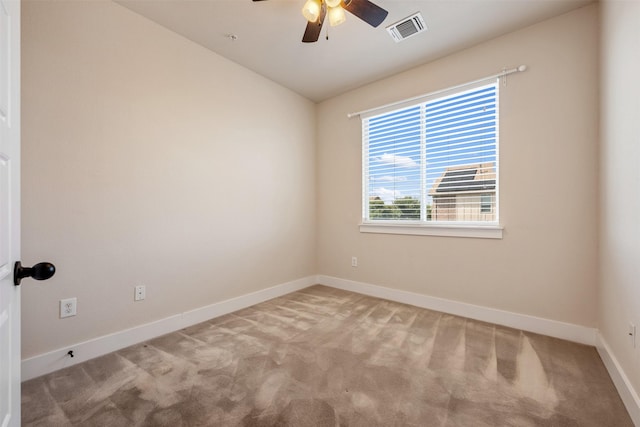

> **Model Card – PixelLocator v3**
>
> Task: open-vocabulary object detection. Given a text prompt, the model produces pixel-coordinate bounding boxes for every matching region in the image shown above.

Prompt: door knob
[13,261,56,286]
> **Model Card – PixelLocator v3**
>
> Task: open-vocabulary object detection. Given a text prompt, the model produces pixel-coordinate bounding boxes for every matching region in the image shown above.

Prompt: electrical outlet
[629,323,636,348]
[134,285,146,301]
[351,256,358,267]
[60,298,77,318]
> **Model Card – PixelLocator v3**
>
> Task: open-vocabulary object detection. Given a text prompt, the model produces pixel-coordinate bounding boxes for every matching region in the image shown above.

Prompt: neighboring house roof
[429,163,496,195]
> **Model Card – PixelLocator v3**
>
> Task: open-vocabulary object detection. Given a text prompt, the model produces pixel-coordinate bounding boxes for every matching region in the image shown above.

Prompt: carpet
[22,285,633,426]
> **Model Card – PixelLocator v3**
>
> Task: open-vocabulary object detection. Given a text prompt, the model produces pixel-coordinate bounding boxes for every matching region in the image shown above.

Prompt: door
[0,0,20,426]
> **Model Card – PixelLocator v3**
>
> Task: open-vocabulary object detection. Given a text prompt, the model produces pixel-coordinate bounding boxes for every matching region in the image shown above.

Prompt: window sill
[359,222,503,239]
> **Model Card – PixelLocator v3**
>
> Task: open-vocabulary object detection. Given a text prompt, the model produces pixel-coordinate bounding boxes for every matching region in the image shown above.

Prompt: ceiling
[116,0,592,102]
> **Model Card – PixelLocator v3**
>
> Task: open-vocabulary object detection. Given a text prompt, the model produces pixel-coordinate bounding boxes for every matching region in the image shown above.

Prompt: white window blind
[363,81,498,224]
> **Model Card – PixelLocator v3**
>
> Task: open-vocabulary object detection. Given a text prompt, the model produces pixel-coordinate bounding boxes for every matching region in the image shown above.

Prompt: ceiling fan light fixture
[325,0,341,7]
[328,5,346,26]
[302,0,322,23]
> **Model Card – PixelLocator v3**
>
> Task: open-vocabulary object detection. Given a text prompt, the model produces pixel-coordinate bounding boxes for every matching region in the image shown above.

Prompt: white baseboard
[596,333,640,426]
[22,274,600,381]
[317,275,597,346]
[21,276,316,381]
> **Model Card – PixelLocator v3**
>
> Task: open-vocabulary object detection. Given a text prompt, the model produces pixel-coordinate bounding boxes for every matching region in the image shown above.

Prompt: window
[480,194,492,213]
[361,81,500,237]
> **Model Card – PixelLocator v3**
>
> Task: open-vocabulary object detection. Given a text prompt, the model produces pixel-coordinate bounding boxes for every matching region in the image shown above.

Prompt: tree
[368,196,432,221]
[369,197,401,219]
[393,196,420,219]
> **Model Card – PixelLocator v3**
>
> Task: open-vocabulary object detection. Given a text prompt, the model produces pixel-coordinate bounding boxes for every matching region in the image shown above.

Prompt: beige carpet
[22,285,632,426]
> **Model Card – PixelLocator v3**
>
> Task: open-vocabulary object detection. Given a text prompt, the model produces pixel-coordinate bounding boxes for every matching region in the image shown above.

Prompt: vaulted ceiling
[117,0,592,102]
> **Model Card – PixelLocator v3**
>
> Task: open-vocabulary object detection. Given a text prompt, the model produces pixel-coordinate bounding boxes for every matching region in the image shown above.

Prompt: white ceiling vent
[386,12,427,43]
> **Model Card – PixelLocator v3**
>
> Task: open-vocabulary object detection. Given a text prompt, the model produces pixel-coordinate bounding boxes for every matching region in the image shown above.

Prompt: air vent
[386,12,427,43]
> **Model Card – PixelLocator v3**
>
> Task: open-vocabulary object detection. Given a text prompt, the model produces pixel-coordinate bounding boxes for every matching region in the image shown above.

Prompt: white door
[0,0,20,426]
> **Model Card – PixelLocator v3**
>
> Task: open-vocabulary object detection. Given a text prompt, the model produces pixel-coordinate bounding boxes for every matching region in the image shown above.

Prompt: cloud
[372,175,408,183]
[377,153,418,168]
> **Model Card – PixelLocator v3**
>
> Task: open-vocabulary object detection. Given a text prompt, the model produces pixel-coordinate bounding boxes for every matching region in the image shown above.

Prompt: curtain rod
[347,65,527,119]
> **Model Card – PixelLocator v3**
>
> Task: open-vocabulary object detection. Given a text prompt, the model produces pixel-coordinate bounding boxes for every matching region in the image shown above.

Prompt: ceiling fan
[253,0,389,43]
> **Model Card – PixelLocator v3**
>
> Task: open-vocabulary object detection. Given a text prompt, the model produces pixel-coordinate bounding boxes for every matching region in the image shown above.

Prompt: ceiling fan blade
[302,4,327,43]
[341,0,388,27]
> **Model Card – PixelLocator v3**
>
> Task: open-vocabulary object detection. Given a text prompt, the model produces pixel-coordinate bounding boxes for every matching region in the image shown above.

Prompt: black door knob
[14,261,56,286]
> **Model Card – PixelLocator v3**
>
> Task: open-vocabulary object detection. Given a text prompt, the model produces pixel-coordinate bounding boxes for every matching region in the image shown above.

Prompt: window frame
[360,79,503,239]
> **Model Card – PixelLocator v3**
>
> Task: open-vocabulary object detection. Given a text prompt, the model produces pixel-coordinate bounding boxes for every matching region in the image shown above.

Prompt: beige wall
[599,0,640,398]
[317,5,599,327]
[21,1,606,365]
[21,1,316,358]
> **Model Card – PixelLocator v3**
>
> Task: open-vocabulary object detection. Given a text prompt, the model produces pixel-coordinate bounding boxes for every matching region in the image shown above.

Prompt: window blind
[363,81,498,224]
